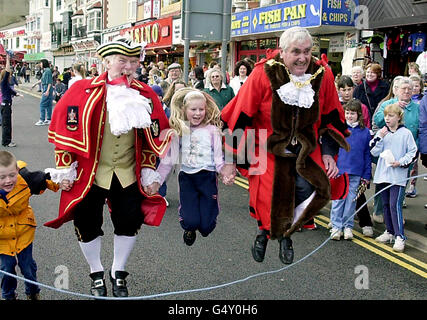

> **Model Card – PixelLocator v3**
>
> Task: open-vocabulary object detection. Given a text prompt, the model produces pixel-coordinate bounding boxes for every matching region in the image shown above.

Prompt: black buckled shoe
[183,230,196,246]
[251,233,268,262]
[279,237,294,264]
[89,271,107,297]
[110,270,129,297]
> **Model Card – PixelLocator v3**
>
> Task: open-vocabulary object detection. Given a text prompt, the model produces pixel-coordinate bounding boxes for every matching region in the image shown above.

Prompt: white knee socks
[111,235,136,279]
[78,235,137,277]
[78,236,104,274]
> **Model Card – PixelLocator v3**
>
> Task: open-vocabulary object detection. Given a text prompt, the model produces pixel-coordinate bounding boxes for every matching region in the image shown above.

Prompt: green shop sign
[24,52,46,61]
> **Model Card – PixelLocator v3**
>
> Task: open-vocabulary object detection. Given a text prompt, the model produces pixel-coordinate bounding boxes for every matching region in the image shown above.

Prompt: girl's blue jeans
[330,174,361,230]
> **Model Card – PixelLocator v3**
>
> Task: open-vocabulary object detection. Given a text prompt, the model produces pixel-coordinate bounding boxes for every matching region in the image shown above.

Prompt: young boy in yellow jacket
[0,151,60,300]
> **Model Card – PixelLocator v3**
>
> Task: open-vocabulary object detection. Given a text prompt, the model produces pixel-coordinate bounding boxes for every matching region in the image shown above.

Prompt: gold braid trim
[266,58,325,89]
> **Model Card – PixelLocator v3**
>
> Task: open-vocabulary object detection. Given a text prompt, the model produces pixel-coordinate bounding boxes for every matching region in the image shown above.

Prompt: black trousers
[355,193,373,227]
[73,174,144,242]
[1,101,12,146]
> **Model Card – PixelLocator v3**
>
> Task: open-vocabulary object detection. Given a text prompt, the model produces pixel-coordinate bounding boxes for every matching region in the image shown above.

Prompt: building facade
[50,0,74,72]
[24,0,53,65]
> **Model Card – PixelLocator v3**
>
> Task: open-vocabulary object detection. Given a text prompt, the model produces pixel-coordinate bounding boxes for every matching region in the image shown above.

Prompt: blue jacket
[419,95,427,155]
[337,125,372,180]
[1,71,17,103]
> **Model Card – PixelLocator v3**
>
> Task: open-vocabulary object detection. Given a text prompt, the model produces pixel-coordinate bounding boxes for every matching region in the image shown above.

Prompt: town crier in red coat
[45,38,173,297]
[221,27,350,265]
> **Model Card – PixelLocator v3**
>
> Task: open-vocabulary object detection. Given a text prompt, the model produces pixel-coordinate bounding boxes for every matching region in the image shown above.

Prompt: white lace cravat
[106,84,152,136]
[276,74,315,109]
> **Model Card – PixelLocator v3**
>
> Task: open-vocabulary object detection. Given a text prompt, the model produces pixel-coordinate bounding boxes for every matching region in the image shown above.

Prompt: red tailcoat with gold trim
[221,52,350,239]
[45,72,173,229]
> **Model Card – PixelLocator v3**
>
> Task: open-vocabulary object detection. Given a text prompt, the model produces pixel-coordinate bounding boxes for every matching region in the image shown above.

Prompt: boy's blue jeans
[0,243,40,300]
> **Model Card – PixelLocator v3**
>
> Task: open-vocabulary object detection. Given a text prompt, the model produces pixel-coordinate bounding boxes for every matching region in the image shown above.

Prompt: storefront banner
[23,52,47,62]
[321,0,359,26]
[329,34,345,52]
[120,16,173,49]
[231,0,322,37]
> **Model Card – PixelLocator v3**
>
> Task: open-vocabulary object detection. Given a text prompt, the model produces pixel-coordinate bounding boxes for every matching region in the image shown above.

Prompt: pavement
[15,80,427,254]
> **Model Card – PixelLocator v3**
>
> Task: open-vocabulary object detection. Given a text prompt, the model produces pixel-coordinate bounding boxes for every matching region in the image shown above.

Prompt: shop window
[87,10,102,32]
[237,38,279,62]
[259,38,277,49]
[240,40,257,51]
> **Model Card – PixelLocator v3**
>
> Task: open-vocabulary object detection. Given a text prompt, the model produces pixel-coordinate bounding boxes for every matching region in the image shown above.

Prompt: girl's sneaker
[375,230,394,244]
[405,185,417,198]
[343,228,353,240]
[330,228,342,240]
[362,226,374,237]
[393,236,405,252]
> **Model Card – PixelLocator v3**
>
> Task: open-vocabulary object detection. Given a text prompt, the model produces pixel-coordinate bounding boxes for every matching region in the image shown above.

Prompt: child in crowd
[162,80,187,108]
[337,75,371,129]
[54,78,66,103]
[330,100,372,240]
[0,151,60,300]
[409,74,424,103]
[143,88,232,246]
[151,84,170,205]
[370,103,417,252]
[151,84,170,118]
[336,75,373,236]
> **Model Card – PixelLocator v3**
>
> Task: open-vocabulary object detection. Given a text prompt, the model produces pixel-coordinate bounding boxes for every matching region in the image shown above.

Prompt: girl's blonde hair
[169,87,222,136]
[343,99,365,128]
[384,103,404,125]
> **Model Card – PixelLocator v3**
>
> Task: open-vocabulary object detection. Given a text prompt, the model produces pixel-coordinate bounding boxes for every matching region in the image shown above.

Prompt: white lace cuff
[45,161,78,184]
[140,167,162,187]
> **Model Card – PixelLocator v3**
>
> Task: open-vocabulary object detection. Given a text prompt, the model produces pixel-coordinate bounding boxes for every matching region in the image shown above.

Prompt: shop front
[52,45,75,73]
[71,39,100,70]
[120,16,174,67]
[230,0,359,76]
[358,0,427,81]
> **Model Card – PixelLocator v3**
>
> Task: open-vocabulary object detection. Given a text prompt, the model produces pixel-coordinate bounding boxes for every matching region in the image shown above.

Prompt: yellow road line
[315,216,427,278]
[233,175,427,277]
[316,214,427,270]
[351,238,427,278]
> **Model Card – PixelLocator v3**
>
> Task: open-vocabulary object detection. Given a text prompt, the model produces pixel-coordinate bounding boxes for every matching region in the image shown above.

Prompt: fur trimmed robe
[221,52,350,240]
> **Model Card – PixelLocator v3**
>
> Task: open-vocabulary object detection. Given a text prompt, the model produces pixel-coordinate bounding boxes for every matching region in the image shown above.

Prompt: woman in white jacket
[229,60,252,95]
